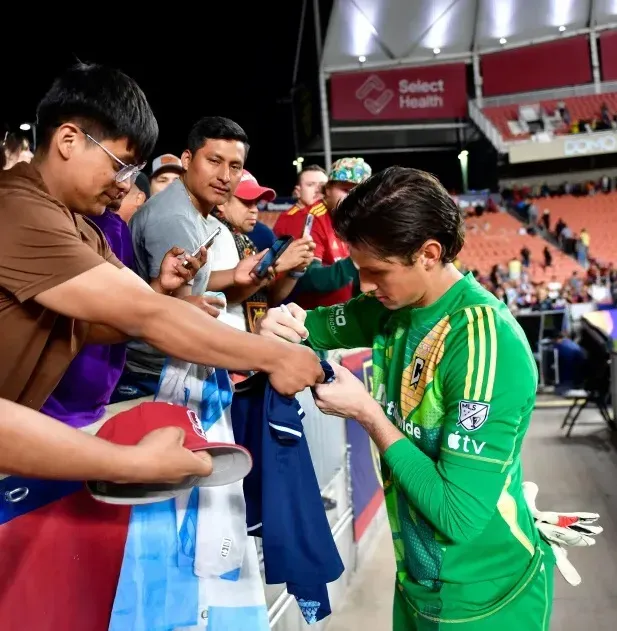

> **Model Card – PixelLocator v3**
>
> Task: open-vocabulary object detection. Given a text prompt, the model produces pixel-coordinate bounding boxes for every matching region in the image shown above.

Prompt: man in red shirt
[274,164,328,238]
[296,157,372,310]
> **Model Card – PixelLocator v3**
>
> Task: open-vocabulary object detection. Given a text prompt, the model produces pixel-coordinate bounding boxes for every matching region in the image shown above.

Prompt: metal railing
[468,99,508,153]
[478,81,617,109]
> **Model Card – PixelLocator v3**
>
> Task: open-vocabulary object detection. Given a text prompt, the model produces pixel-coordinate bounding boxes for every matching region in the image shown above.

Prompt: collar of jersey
[404,272,475,323]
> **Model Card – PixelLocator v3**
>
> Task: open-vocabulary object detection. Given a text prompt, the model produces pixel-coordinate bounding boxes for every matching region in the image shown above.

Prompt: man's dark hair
[333,166,465,264]
[36,62,158,163]
[187,116,249,158]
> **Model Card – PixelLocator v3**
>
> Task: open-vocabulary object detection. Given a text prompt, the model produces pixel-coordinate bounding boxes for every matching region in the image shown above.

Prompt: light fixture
[499,37,507,45]
[18,121,36,151]
[358,55,366,63]
[458,150,469,193]
[559,25,566,32]
[292,157,304,174]
[433,47,441,55]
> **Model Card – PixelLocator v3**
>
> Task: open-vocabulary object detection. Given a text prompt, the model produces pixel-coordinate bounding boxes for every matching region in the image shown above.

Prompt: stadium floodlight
[19,122,36,150]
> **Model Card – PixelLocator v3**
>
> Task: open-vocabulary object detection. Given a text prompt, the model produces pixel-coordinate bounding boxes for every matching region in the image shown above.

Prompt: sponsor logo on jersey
[457,400,490,431]
[375,383,422,439]
[410,357,425,388]
[447,431,486,455]
[328,304,347,329]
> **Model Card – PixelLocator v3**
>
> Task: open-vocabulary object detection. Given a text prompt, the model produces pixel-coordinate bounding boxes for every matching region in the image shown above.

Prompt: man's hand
[182,294,225,318]
[313,362,377,420]
[153,246,208,294]
[233,250,271,287]
[275,237,316,274]
[269,343,325,396]
[119,426,214,483]
[257,303,309,343]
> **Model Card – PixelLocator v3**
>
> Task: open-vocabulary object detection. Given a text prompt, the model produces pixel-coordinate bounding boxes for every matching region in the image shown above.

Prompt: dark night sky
[1,2,497,197]
[0,3,334,197]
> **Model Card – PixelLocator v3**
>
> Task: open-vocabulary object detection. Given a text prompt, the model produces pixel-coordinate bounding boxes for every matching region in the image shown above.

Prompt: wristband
[288,270,306,279]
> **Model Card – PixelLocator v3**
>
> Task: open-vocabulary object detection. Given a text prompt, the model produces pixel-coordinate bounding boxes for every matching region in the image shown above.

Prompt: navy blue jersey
[231,362,343,624]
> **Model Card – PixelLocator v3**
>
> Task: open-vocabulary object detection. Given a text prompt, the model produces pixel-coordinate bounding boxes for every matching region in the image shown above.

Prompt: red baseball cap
[235,169,276,202]
[86,402,252,505]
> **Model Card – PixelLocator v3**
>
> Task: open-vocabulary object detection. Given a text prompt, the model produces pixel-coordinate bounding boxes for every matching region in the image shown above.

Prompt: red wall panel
[600,30,617,82]
[482,36,592,96]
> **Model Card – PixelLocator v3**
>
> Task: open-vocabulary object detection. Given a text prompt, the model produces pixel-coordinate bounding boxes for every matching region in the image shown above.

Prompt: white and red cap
[85,402,252,505]
[151,154,184,178]
[235,169,276,202]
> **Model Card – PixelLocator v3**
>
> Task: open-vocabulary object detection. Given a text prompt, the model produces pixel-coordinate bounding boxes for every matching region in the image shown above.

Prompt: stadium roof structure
[321,0,617,74]
[310,0,617,166]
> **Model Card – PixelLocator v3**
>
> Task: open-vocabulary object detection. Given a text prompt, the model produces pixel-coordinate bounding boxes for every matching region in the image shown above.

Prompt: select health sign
[330,63,468,121]
[341,351,384,541]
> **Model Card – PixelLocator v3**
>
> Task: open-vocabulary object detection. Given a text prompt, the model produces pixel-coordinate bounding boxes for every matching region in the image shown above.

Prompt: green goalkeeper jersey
[305,273,548,625]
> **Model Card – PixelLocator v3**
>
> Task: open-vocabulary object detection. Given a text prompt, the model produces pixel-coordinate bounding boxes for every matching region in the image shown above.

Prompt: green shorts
[393,554,554,631]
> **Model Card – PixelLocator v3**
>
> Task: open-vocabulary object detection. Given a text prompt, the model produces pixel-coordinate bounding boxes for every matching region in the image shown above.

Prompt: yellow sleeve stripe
[484,307,498,401]
[463,309,476,401]
[310,203,327,216]
[473,306,487,400]
[462,306,498,403]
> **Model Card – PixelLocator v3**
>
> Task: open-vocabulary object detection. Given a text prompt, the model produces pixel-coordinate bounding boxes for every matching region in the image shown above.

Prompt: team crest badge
[457,400,490,431]
[410,357,425,388]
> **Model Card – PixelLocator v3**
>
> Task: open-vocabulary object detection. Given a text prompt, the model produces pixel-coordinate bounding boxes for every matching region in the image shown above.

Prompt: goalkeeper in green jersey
[257,167,556,630]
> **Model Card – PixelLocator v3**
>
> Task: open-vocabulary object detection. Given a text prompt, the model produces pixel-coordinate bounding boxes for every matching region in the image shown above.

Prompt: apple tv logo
[447,431,486,455]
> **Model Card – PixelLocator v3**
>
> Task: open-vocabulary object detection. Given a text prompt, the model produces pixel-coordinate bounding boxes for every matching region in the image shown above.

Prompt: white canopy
[322,0,617,75]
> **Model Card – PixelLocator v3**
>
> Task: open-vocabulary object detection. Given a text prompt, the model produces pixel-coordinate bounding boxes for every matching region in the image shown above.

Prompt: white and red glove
[523,481,603,586]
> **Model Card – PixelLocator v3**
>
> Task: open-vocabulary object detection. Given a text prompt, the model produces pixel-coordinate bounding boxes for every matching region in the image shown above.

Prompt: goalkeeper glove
[523,481,603,586]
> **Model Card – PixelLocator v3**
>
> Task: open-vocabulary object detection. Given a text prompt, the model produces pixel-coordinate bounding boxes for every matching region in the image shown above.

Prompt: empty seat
[460,212,583,282]
[483,92,617,141]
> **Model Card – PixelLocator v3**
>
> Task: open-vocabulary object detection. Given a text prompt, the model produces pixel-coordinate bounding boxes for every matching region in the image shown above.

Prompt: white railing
[479,81,617,109]
[468,99,508,154]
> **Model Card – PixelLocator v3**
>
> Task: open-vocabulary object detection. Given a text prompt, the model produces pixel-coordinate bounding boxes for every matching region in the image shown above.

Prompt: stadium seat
[460,212,583,282]
[484,93,617,141]
[540,193,617,265]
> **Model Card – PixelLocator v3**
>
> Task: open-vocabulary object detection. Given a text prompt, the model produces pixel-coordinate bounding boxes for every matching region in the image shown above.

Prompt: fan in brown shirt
[0,63,323,423]
[0,162,125,409]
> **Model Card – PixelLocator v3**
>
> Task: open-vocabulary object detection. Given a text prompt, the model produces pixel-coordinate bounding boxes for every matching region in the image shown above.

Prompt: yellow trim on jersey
[463,309,476,400]
[497,474,535,556]
[287,205,301,216]
[485,307,498,401]
[309,202,327,217]
[473,306,487,400]
[463,306,498,403]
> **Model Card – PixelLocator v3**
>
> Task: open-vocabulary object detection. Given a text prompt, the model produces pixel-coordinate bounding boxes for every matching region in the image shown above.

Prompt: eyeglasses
[80,128,146,183]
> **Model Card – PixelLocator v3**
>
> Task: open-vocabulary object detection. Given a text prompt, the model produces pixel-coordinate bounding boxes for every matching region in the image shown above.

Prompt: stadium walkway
[327,403,617,630]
